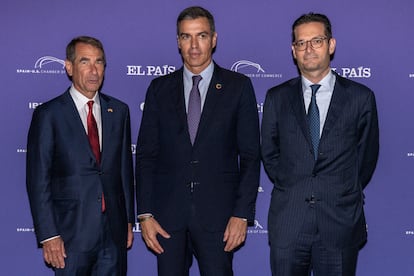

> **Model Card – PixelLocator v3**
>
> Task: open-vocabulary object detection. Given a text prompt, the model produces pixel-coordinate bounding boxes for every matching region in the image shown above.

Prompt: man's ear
[328,38,336,55]
[65,60,73,76]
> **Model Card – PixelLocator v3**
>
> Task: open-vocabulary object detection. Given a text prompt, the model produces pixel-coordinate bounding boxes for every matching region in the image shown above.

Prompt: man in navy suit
[26,36,134,275]
[136,6,260,276]
[261,13,379,276]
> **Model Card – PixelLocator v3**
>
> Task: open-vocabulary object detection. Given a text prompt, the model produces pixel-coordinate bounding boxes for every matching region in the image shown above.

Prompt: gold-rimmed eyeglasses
[292,37,328,51]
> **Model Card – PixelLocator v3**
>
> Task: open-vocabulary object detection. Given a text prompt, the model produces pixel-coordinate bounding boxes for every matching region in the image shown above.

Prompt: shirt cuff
[137,213,153,219]
[41,235,60,244]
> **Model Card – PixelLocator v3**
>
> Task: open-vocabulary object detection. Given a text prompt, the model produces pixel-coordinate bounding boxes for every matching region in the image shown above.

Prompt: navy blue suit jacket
[26,89,134,251]
[136,63,261,232]
[261,72,379,249]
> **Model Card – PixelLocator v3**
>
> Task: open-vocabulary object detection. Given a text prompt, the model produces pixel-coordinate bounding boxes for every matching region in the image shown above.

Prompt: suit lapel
[287,78,313,149]
[320,75,349,140]
[193,65,222,146]
[62,90,98,163]
[167,69,190,144]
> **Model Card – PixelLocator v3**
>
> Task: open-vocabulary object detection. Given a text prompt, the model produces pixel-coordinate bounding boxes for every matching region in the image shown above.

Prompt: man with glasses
[261,13,379,275]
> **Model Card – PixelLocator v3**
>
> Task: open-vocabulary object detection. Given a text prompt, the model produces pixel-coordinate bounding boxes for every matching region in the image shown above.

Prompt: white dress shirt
[69,86,102,150]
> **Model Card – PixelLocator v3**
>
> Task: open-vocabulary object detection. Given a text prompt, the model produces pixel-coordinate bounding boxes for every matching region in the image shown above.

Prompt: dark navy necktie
[187,75,202,144]
[308,84,321,160]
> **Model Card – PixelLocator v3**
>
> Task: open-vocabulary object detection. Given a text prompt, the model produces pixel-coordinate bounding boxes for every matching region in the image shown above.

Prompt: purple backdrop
[2,0,413,275]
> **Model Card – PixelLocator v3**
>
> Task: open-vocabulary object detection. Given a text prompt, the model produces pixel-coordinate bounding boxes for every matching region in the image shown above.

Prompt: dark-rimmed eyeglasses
[292,37,328,51]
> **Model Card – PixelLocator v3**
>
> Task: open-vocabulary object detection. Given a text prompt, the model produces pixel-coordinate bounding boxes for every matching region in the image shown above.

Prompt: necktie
[87,101,105,212]
[308,84,321,160]
[187,75,202,144]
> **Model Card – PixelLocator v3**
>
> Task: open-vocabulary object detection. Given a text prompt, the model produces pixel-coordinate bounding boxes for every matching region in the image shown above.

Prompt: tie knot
[87,100,94,109]
[310,84,321,96]
[192,75,202,87]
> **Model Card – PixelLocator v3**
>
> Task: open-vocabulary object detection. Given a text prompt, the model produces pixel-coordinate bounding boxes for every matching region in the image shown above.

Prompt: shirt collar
[183,61,214,84]
[69,85,100,110]
[301,70,336,94]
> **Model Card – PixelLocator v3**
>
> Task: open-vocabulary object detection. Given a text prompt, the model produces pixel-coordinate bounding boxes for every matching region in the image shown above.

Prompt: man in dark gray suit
[261,13,379,276]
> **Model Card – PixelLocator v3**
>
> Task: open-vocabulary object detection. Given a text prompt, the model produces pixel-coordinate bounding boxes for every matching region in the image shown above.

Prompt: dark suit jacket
[261,72,379,249]
[136,63,260,232]
[26,89,134,252]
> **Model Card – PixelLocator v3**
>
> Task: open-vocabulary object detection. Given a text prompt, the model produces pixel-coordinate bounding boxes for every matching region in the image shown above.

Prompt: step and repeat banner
[2,0,413,275]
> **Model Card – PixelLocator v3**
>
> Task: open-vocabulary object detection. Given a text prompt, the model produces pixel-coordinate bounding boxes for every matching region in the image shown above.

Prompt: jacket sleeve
[26,106,59,244]
[357,90,379,189]
[261,89,280,184]
[120,106,135,223]
[233,77,261,223]
[135,80,160,215]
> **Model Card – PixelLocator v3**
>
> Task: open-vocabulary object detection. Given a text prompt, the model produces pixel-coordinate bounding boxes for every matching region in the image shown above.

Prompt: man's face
[292,22,336,79]
[65,43,105,99]
[177,17,217,74]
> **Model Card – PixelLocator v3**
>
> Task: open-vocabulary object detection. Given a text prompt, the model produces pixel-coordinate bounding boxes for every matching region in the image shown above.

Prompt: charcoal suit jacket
[136,63,261,232]
[261,72,379,249]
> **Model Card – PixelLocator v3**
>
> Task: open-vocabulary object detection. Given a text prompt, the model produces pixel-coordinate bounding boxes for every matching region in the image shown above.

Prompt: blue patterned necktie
[187,75,202,144]
[308,84,321,160]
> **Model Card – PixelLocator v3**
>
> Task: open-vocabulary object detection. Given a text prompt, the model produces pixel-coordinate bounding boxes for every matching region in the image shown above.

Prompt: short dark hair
[292,13,332,42]
[176,6,215,35]
[66,36,106,64]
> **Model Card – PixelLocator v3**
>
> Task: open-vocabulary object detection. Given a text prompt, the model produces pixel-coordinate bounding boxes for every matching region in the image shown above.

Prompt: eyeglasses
[292,37,328,51]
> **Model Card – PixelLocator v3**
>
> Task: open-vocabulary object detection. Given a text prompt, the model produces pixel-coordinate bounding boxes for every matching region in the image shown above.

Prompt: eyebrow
[179,31,210,36]
[78,56,104,62]
[296,35,325,41]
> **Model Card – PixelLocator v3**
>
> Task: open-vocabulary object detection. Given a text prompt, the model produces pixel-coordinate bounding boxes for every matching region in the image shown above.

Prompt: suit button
[98,171,103,175]
[312,173,316,177]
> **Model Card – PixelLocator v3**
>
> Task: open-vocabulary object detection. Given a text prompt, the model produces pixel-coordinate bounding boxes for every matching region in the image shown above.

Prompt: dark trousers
[55,214,125,276]
[157,208,233,276]
[270,205,359,276]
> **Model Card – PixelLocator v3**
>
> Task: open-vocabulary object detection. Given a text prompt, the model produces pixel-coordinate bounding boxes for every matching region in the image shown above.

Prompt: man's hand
[223,216,247,252]
[127,223,134,249]
[42,237,66,269]
[140,217,170,254]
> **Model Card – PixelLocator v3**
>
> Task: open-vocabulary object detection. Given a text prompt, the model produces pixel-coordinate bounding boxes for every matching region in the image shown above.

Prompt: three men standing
[26,8,379,276]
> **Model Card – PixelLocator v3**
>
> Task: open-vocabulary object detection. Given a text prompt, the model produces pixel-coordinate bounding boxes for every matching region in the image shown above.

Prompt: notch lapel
[168,70,190,143]
[193,67,222,146]
[320,77,349,141]
[287,78,314,150]
[62,90,98,164]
